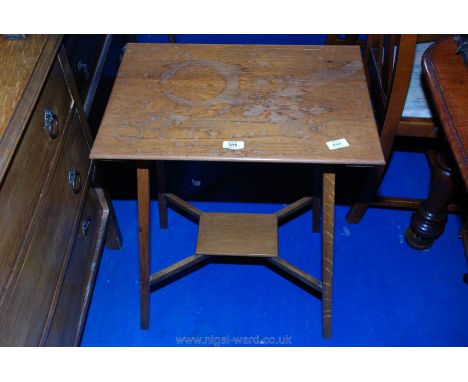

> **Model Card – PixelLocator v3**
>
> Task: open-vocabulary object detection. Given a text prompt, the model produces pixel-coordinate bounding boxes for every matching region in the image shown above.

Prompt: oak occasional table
[90,43,384,338]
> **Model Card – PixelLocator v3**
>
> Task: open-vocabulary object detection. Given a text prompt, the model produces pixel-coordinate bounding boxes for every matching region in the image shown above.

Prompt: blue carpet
[81,151,468,346]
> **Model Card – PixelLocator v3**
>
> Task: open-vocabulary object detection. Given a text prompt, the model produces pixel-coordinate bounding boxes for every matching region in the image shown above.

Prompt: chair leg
[312,198,321,232]
[347,165,385,224]
[137,164,151,329]
[346,202,370,224]
[322,171,335,339]
[156,161,168,229]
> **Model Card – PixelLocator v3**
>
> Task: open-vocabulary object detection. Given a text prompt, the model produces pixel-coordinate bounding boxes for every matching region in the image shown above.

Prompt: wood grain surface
[137,164,150,329]
[149,254,207,287]
[0,111,90,346]
[45,187,108,346]
[265,257,322,293]
[0,35,47,140]
[0,58,73,298]
[422,38,468,189]
[0,35,62,186]
[322,171,335,338]
[196,212,278,257]
[91,43,384,165]
[0,36,120,346]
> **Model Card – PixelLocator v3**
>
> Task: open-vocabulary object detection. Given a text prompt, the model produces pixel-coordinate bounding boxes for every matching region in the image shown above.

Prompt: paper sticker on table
[223,141,245,150]
[326,138,350,150]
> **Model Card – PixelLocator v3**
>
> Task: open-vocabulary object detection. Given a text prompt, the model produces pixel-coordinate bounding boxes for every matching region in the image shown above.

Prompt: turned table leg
[405,143,456,249]
[137,164,151,329]
[322,170,335,338]
[156,161,168,229]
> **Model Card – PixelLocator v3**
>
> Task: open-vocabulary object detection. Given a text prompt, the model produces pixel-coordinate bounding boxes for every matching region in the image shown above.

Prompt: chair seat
[402,42,435,119]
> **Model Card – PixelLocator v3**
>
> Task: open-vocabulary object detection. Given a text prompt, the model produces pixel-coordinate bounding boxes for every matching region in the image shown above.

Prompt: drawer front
[45,187,108,346]
[0,58,73,295]
[63,35,106,102]
[0,112,90,346]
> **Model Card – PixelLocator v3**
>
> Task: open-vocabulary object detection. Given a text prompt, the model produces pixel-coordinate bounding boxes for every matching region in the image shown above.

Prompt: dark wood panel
[45,187,109,346]
[58,45,124,251]
[0,58,73,299]
[404,37,468,250]
[423,38,468,189]
[0,111,90,346]
[63,35,107,103]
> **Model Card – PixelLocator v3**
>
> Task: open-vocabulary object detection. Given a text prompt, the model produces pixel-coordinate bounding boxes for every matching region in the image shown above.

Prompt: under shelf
[196,212,278,257]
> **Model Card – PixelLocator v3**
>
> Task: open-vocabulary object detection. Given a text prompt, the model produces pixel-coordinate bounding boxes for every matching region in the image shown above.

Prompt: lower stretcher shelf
[196,212,278,257]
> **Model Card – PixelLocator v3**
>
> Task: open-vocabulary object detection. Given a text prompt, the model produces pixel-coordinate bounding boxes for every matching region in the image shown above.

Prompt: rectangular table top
[90,43,384,165]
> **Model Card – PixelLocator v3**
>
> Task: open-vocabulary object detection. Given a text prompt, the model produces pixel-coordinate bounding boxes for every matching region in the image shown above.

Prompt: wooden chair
[347,34,452,224]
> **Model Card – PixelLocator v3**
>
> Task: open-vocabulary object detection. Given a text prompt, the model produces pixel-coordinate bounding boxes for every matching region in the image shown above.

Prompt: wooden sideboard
[0,35,119,346]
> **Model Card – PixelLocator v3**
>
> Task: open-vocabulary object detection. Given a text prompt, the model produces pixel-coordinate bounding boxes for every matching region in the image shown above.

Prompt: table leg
[405,143,456,249]
[312,165,322,233]
[156,161,168,229]
[137,164,150,329]
[322,170,335,338]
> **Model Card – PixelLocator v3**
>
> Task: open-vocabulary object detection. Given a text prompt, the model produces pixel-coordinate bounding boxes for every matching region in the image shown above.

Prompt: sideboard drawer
[0,58,73,295]
[45,187,109,346]
[0,111,90,346]
[63,35,107,102]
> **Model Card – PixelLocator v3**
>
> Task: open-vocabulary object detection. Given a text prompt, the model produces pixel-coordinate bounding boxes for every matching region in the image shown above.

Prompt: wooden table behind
[422,38,468,189]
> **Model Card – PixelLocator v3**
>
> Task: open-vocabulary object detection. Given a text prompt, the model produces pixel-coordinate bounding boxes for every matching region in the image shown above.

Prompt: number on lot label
[223,141,245,150]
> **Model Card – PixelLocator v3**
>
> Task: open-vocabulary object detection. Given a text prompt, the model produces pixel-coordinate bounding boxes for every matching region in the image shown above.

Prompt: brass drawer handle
[68,168,81,194]
[81,217,91,236]
[44,108,59,139]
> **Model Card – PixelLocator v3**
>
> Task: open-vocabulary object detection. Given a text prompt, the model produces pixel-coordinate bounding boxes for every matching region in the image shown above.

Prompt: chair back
[364,34,417,159]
